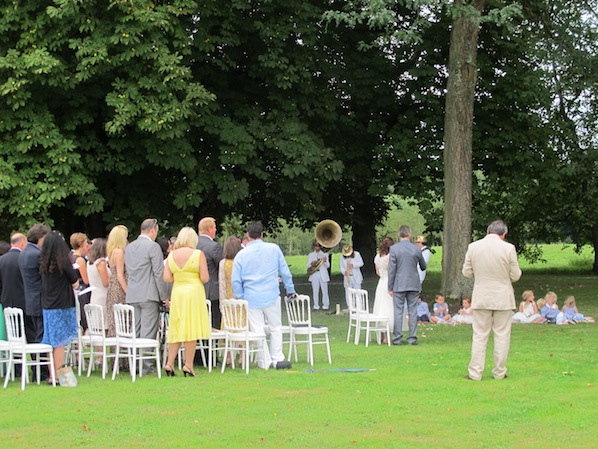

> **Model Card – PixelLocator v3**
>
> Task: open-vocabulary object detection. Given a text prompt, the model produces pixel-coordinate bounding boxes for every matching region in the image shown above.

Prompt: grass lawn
[2,245,597,448]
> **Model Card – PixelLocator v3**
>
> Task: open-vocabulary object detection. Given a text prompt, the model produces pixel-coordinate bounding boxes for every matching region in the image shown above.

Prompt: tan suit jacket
[462,234,521,310]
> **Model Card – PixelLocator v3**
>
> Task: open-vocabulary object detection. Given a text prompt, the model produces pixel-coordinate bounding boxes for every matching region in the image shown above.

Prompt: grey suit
[388,239,427,345]
[18,242,48,380]
[197,234,223,328]
[125,235,164,371]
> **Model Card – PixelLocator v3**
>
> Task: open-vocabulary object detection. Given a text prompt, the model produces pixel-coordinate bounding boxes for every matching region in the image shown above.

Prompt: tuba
[307,257,327,275]
[314,219,342,252]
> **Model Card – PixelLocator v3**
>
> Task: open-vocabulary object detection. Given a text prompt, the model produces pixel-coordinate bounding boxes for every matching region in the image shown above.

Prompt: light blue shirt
[232,239,295,309]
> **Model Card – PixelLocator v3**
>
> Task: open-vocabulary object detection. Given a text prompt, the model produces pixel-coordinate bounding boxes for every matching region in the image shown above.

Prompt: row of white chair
[2,294,337,387]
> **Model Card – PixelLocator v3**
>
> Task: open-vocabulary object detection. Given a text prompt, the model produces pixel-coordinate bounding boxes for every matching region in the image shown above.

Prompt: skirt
[41,307,78,348]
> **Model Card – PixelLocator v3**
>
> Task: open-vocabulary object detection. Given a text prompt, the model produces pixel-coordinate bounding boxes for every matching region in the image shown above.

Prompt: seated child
[512,290,544,323]
[451,297,473,324]
[417,296,430,323]
[537,297,569,325]
[544,291,559,309]
[562,296,595,323]
[430,293,451,323]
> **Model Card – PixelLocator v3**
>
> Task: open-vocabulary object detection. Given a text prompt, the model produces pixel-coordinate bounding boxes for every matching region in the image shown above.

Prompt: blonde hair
[198,217,216,234]
[70,232,88,250]
[107,225,128,259]
[174,227,199,249]
[536,298,547,309]
[564,296,576,308]
[545,291,557,304]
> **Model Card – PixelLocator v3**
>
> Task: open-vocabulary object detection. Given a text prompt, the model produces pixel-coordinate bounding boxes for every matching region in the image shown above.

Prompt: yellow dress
[166,250,211,343]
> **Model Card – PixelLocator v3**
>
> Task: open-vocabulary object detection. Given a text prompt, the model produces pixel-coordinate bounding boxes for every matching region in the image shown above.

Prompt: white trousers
[311,275,330,309]
[247,299,284,369]
[468,309,512,380]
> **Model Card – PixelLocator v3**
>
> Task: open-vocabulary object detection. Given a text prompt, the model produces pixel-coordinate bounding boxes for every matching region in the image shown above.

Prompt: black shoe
[275,360,292,370]
[182,365,197,377]
[408,341,418,346]
[164,364,176,377]
[392,341,402,346]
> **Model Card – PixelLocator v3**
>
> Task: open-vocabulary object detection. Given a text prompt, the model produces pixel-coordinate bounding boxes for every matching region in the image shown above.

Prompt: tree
[0,0,214,236]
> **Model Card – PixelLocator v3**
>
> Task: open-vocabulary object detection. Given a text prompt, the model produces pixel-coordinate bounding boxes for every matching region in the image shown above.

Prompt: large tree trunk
[442,0,486,299]
[352,218,377,276]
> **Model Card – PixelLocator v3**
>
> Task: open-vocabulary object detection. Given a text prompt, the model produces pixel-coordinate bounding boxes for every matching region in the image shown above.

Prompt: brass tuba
[307,257,327,275]
[314,219,342,252]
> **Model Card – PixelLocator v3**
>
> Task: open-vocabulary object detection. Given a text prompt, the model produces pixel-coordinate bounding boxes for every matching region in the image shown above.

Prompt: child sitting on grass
[430,293,451,324]
[544,291,560,309]
[562,296,595,323]
[512,290,544,323]
[451,296,473,324]
[417,296,431,323]
[537,297,570,325]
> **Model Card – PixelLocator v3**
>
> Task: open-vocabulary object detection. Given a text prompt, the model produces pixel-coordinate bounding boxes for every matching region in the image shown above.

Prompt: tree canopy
[1,0,595,278]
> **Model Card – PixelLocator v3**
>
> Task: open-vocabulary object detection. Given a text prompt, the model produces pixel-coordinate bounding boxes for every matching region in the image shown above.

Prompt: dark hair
[223,236,242,260]
[88,238,107,264]
[156,237,169,259]
[27,223,50,244]
[379,236,394,256]
[0,241,9,256]
[246,221,263,239]
[39,231,71,274]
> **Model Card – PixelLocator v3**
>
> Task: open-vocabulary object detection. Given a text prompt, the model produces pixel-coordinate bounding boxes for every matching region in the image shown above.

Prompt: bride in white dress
[372,237,395,343]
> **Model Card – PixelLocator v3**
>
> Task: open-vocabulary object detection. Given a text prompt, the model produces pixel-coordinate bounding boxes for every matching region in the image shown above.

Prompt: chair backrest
[113,304,135,339]
[3,307,26,344]
[285,295,312,327]
[85,304,106,338]
[221,299,249,332]
[347,288,359,314]
[354,289,370,314]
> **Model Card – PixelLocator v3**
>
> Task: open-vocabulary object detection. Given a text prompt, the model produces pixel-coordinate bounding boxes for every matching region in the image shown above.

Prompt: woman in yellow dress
[163,227,210,377]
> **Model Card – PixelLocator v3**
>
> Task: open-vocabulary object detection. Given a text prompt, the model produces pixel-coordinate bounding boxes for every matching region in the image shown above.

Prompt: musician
[415,235,433,285]
[340,245,364,308]
[306,242,330,311]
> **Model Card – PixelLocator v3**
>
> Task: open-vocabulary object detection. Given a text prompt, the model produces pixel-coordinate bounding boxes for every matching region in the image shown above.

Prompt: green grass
[2,248,598,448]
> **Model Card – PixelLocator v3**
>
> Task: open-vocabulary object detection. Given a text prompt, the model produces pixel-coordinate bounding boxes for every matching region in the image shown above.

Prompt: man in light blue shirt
[232,221,295,370]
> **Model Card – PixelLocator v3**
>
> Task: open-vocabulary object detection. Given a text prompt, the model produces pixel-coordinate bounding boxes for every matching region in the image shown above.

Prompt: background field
[2,245,597,449]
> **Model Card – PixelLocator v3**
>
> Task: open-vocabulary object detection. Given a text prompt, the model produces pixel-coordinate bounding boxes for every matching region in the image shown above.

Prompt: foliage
[0,0,214,235]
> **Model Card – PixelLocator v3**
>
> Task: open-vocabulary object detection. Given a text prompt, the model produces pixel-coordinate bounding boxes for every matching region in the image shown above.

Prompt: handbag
[57,365,78,387]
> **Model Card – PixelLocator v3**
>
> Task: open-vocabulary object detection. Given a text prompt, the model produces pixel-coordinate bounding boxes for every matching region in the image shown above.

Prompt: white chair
[285,294,332,366]
[346,288,360,344]
[220,299,268,374]
[112,304,161,382]
[65,298,90,375]
[3,307,56,389]
[84,304,117,378]
[352,288,391,347]
[0,339,11,380]
[195,300,226,372]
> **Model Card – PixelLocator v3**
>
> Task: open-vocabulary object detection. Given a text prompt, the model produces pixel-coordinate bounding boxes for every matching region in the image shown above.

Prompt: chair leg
[326,334,332,364]
[112,346,120,380]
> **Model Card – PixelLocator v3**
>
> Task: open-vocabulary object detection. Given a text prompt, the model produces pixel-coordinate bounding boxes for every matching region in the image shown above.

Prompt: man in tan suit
[462,220,521,381]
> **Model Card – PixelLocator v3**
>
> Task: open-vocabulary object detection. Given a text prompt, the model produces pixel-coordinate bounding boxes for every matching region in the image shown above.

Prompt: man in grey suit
[197,217,223,328]
[387,225,427,346]
[18,223,50,380]
[462,220,521,381]
[125,218,165,373]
